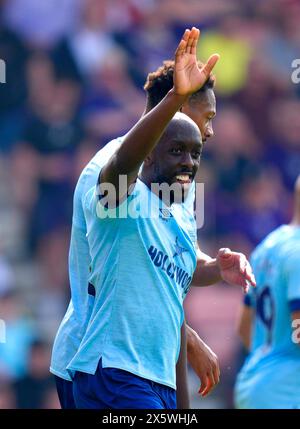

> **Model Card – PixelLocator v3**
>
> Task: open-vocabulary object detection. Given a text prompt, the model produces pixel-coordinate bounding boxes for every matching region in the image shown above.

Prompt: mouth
[174,173,193,184]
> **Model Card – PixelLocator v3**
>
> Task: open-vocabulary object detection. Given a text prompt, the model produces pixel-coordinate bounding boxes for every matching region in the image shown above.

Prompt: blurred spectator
[0,255,14,295]
[264,97,300,191]
[115,5,178,84]
[198,17,252,96]
[42,385,61,409]
[81,47,144,143]
[13,339,56,408]
[0,379,16,409]
[234,168,290,245]
[12,67,83,289]
[0,285,36,379]
[0,26,28,153]
[2,0,82,48]
[53,0,119,81]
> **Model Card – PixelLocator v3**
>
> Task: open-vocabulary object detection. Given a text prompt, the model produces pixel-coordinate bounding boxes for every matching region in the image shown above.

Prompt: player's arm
[291,311,300,347]
[192,247,221,285]
[186,323,220,396]
[237,304,254,351]
[192,246,256,293]
[176,320,190,408]
[285,246,300,347]
[100,27,219,196]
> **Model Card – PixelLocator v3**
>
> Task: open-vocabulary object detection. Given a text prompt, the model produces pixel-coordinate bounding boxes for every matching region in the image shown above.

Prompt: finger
[244,266,256,287]
[201,53,220,77]
[246,263,256,286]
[240,259,256,287]
[183,28,191,41]
[201,373,215,397]
[190,28,200,55]
[213,362,220,385]
[241,259,248,276]
[175,29,190,57]
[243,280,251,294]
[218,248,232,259]
[198,374,208,396]
[186,27,198,54]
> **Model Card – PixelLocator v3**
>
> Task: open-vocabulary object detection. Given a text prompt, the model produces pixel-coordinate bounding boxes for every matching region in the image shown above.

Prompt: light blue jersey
[235,225,300,409]
[50,138,123,380]
[50,137,196,382]
[67,174,197,389]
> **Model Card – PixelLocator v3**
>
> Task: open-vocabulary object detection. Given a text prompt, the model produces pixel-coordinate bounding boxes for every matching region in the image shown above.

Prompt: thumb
[218,248,232,259]
[201,54,220,77]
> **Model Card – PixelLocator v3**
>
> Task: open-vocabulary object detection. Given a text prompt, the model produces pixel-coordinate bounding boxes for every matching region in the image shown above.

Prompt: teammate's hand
[173,27,219,97]
[187,326,220,397]
[217,248,256,293]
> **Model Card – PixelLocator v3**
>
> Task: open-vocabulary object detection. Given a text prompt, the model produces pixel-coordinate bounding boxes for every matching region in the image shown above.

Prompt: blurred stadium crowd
[0,0,299,409]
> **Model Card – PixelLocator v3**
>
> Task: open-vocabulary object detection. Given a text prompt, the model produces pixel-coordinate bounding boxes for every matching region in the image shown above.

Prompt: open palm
[174,27,219,96]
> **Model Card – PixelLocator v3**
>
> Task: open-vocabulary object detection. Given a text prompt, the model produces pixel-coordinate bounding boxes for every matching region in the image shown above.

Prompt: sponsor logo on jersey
[148,237,192,296]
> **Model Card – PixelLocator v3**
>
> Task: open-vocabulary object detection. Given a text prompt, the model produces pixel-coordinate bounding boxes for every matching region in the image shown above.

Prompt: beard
[152,166,190,205]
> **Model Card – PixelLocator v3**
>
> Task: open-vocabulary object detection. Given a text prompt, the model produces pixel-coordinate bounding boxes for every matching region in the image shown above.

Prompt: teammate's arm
[176,321,190,408]
[292,311,300,347]
[285,245,300,347]
[100,28,219,197]
[237,305,254,351]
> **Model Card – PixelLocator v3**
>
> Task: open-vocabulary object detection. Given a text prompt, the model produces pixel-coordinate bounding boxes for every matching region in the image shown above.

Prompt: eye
[192,151,201,159]
[170,148,182,155]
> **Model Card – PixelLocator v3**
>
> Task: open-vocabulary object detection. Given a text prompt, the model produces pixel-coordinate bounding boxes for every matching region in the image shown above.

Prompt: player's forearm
[176,320,190,409]
[101,89,188,188]
[192,253,222,286]
[238,305,253,351]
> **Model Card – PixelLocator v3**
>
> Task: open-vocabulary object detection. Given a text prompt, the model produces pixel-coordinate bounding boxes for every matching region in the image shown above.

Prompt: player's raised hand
[217,248,256,293]
[173,27,219,97]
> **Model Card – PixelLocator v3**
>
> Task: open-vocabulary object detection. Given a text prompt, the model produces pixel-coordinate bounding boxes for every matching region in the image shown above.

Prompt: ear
[144,153,154,166]
[180,103,189,114]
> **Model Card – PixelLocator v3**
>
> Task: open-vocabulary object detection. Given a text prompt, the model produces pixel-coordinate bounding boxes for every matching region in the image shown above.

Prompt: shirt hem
[68,362,176,390]
[49,366,72,381]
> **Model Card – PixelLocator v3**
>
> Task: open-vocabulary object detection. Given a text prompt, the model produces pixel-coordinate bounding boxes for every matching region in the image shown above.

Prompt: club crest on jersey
[159,208,173,221]
[173,236,189,264]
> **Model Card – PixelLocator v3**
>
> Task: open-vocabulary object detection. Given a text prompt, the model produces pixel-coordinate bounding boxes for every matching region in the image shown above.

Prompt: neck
[138,172,175,207]
[290,215,300,226]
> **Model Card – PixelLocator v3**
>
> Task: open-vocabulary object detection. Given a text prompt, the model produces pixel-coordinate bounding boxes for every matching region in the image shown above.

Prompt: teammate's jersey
[67,171,197,389]
[50,137,196,382]
[235,225,300,409]
[50,137,123,380]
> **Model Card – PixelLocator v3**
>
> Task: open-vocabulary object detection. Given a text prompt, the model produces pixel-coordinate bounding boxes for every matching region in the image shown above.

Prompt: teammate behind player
[234,175,300,409]
[144,59,216,144]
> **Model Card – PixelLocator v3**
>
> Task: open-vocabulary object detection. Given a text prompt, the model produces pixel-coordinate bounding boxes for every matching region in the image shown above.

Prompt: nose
[180,152,194,170]
[205,124,214,139]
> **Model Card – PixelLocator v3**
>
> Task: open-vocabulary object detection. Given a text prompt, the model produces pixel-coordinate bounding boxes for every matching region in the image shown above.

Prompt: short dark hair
[144,60,215,110]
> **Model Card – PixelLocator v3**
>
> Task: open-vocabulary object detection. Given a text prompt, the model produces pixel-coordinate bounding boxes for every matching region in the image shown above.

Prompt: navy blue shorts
[73,360,176,409]
[54,375,76,409]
